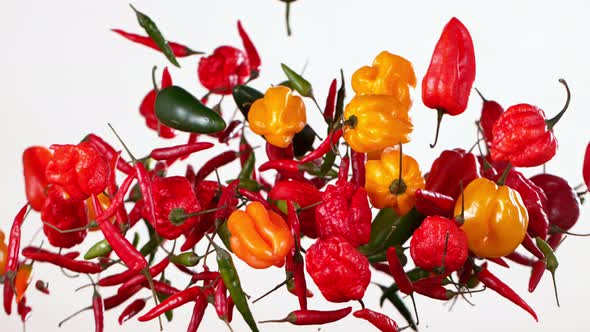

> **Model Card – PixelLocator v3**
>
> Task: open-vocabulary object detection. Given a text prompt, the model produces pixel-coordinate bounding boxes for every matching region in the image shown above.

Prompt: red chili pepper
[287,202,308,310]
[238,188,272,210]
[190,271,221,284]
[22,146,52,211]
[41,187,88,248]
[150,142,213,161]
[112,29,202,57]
[3,203,29,314]
[259,159,300,173]
[98,268,138,287]
[193,151,238,185]
[521,234,544,261]
[478,263,538,321]
[386,247,414,295]
[213,180,239,225]
[530,173,580,232]
[353,308,399,332]
[237,20,261,78]
[506,252,535,267]
[299,129,343,164]
[528,260,546,293]
[17,296,31,322]
[488,257,509,268]
[85,134,134,175]
[148,280,180,296]
[103,284,143,311]
[139,67,176,138]
[226,296,234,322]
[214,281,228,318]
[546,233,563,251]
[475,89,504,147]
[413,276,450,301]
[323,78,337,122]
[118,258,170,295]
[351,150,366,187]
[187,293,209,332]
[425,149,480,199]
[138,286,202,321]
[22,247,102,274]
[198,46,250,95]
[266,143,294,161]
[414,189,455,218]
[261,307,352,325]
[92,287,104,332]
[458,259,474,285]
[269,180,322,238]
[118,298,147,325]
[491,80,570,167]
[218,120,243,143]
[371,263,393,277]
[128,200,145,228]
[422,17,476,147]
[584,142,590,190]
[338,155,350,181]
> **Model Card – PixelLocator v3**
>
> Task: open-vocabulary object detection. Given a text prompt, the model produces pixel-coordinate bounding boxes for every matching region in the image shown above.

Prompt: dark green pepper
[129,5,179,67]
[84,239,112,260]
[155,86,226,134]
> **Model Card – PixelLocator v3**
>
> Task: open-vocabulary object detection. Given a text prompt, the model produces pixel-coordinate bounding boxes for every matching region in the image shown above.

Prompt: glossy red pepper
[150,142,213,161]
[506,252,535,267]
[112,29,202,57]
[422,17,476,147]
[118,298,146,325]
[92,287,104,332]
[84,134,134,175]
[386,247,413,295]
[287,201,308,310]
[41,187,88,248]
[22,146,52,211]
[22,247,102,274]
[237,21,261,78]
[198,46,250,95]
[138,286,202,321]
[139,67,175,138]
[530,173,580,232]
[269,180,322,238]
[187,293,209,332]
[323,78,338,122]
[413,276,450,301]
[298,129,342,164]
[354,308,399,332]
[528,260,546,293]
[118,258,170,295]
[414,189,454,218]
[193,151,238,185]
[475,89,504,147]
[262,307,352,325]
[425,149,480,199]
[351,150,366,188]
[3,204,29,314]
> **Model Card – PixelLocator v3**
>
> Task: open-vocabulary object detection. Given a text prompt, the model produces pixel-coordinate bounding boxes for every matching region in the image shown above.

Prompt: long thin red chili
[262,307,352,325]
[237,21,261,75]
[371,263,393,277]
[99,268,138,287]
[353,308,399,332]
[118,258,170,295]
[226,296,234,322]
[150,142,214,160]
[214,180,239,224]
[193,151,238,185]
[134,162,157,227]
[506,252,535,267]
[214,281,228,318]
[259,159,299,173]
[95,173,136,224]
[478,263,538,321]
[287,202,307,310]
[190,271,221,284]
[488,257,510,268]
[521,234,545,260]
[298,129,343,164]
[106,154,129,227]
[351,150,366,187]
[386,247,414,295]
[238,188,273,210]
[3,203,30,314]
[112,29,202,57]
[128,200,145,228]
[338,155,350,181]
[547,233,564,251]
[323,78,337,122]
[85,133,134,175]
[138,286,202,321]
[118,298,147,325]
[217,120,242,143]
[103,284,143,311]
[528,260,546,293]
[187,293,209,332]
[93,290,104,332]
[22,247,103,274]
[148,280,180,296]
[413,277,449,301]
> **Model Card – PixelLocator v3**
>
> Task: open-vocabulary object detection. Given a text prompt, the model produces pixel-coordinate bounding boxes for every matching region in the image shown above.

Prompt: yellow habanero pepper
[365,148,424,215]
[352,51,416,109]
[248,86,306,148]
[343,95,413,153]
[85,193,113,231]
[227,201,294,269]
[0,230,7,276]
[454,178,529,258]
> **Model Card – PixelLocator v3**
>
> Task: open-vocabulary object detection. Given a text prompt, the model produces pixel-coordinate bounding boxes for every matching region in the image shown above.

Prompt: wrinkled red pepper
[269,180,322,238]
[41,187,88,248]
[198,46,250,95]
[425,149,480,199]
[475,88,504,147]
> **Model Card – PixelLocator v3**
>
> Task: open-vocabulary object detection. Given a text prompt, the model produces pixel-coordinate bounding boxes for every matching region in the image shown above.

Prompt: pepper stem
[389,144,407,195]
[151,65,160,94]
[546,79,571,129]
[252,274,293,304]
[285,1,292,36]
[474,87,487,102]
[430,109,445,148]
[169,206,226,225]
[58,306,92,327]
[108,123,138,163]
[344,115,358,129]
[496,163,513,186]
[259,312,296,324]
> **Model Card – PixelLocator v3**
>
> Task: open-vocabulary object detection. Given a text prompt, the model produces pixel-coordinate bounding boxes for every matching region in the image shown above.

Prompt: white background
[1,0,590,331]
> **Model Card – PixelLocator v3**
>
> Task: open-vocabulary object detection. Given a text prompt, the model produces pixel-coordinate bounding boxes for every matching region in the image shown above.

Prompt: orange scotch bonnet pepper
[352,51,416,109]
[343,95,413,153]
[248,86,306,148]
[365,148,424,215]
[227,201,294,269]
[454,178,529,258]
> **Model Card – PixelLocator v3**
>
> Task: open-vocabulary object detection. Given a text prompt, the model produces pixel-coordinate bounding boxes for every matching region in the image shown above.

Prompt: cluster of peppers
[1,7,588,332]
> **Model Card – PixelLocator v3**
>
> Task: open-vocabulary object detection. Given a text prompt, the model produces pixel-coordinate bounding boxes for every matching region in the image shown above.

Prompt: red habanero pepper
[474,89,504,147]
[198,46,250,95]
[150,142,213,161]
[306,236,371,302]
[386,247,414,295]
[490,80,570,167]
[138,286,202,321]
[45,142,110,200]
[425,149,480,199]
[22,247,102,274]
[477,263,538,321]
[237,20,261,78]
[410,216,468,274]
[193,151,238,185]
[187,293,209,332]
[422,17,476,147]
[414,189,454,218]
[323,78,338,123]
[269,180,322,238]
[3,204,29,314]
[584,142,590,189]
[92,286,104,332]
[351,150,366,187]
[354,308,399,332]
[530,173,580,232]
[528,260,546,293]
[139,67,176,139]
[112,29,202,57]
[506,252,535,267]
[41,187,88,248]
[261,307,352,325]
[118,257,170,294]
[22,146,52,211]
[298,129,343,164]
[119,298,146,325]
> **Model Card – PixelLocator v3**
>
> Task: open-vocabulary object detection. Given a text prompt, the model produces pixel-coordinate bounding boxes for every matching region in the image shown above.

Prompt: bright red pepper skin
[237,21,261,78]
[354,309,399,332]
[118,298,146,325]
[270,307,353,325]
[41,187,88,248]
[414,189,454,218]
[425,149,480,200]
[198,46,250,95]
[477,93,504,146]
[528,260,546,293]
[22,146,52,211]
[138,286,202,321]
[413,276,450,301]
[386,247,414,295]
[3,204,29,315]
[22,247,102,274]
[45,142,110,200]
[151,176,202,240]
[139,67,175,138]
[491,104,557,167]
[410,216,468,274]
[112,29,202,57]
[269,180,322,238]
[306,236,371,303]
[315,179,372,247]
[530,173,580,231]
[422,17,476,116]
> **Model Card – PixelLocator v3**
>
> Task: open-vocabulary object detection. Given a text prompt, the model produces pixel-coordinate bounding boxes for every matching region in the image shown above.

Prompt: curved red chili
[138,286,202,321]
[323,78,337,123]
[3,204,29,314]
[261,307,352,325]
[92,288,104,332]
[187,293,209,332]
[193,151,239,185]
[22,247,103,274]
[353,308,399,332]
[150,142,213,160]
[112,29,202,57]
[237,20,261,77]
[299,129,343,164]
[118,298,146,325]
[117,257,170,295]
[528,260,546,293]
[386,247,413,295]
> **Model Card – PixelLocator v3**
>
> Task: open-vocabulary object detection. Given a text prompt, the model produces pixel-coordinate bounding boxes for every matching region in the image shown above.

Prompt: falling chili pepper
[198,46,250,95]
[528,260,546,293]
[386,247,414,295]
[118,257,170,295]
[422,17,476,147]
[92,284,105,332]
[17,296,31,322]
[530,173,580,232]
[187,293,209,332]
[324,78,337,123]
[354,308,399,332]
[193,151,238,185]
[118,298,146,325]
[584,142,590,190]
[425,149,480,200]
[237,20,261,79]
[129,5,180,67]
[112,29,202,57]
[269,180,322,238]
[22,247,102,274]
[414,189,454,218]
[151,141,214,161]
[506,252,535,267]
[139,286,201,322]
[22,146,52,211]
[287,201,308,310]
[41,187,88,248]
[474,88,504,147]
[4,203,30,314]
[299,129,343,164]
[261,307,352,325]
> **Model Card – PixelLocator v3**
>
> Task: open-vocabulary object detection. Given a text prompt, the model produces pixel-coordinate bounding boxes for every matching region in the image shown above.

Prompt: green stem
[546,79,571,129]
